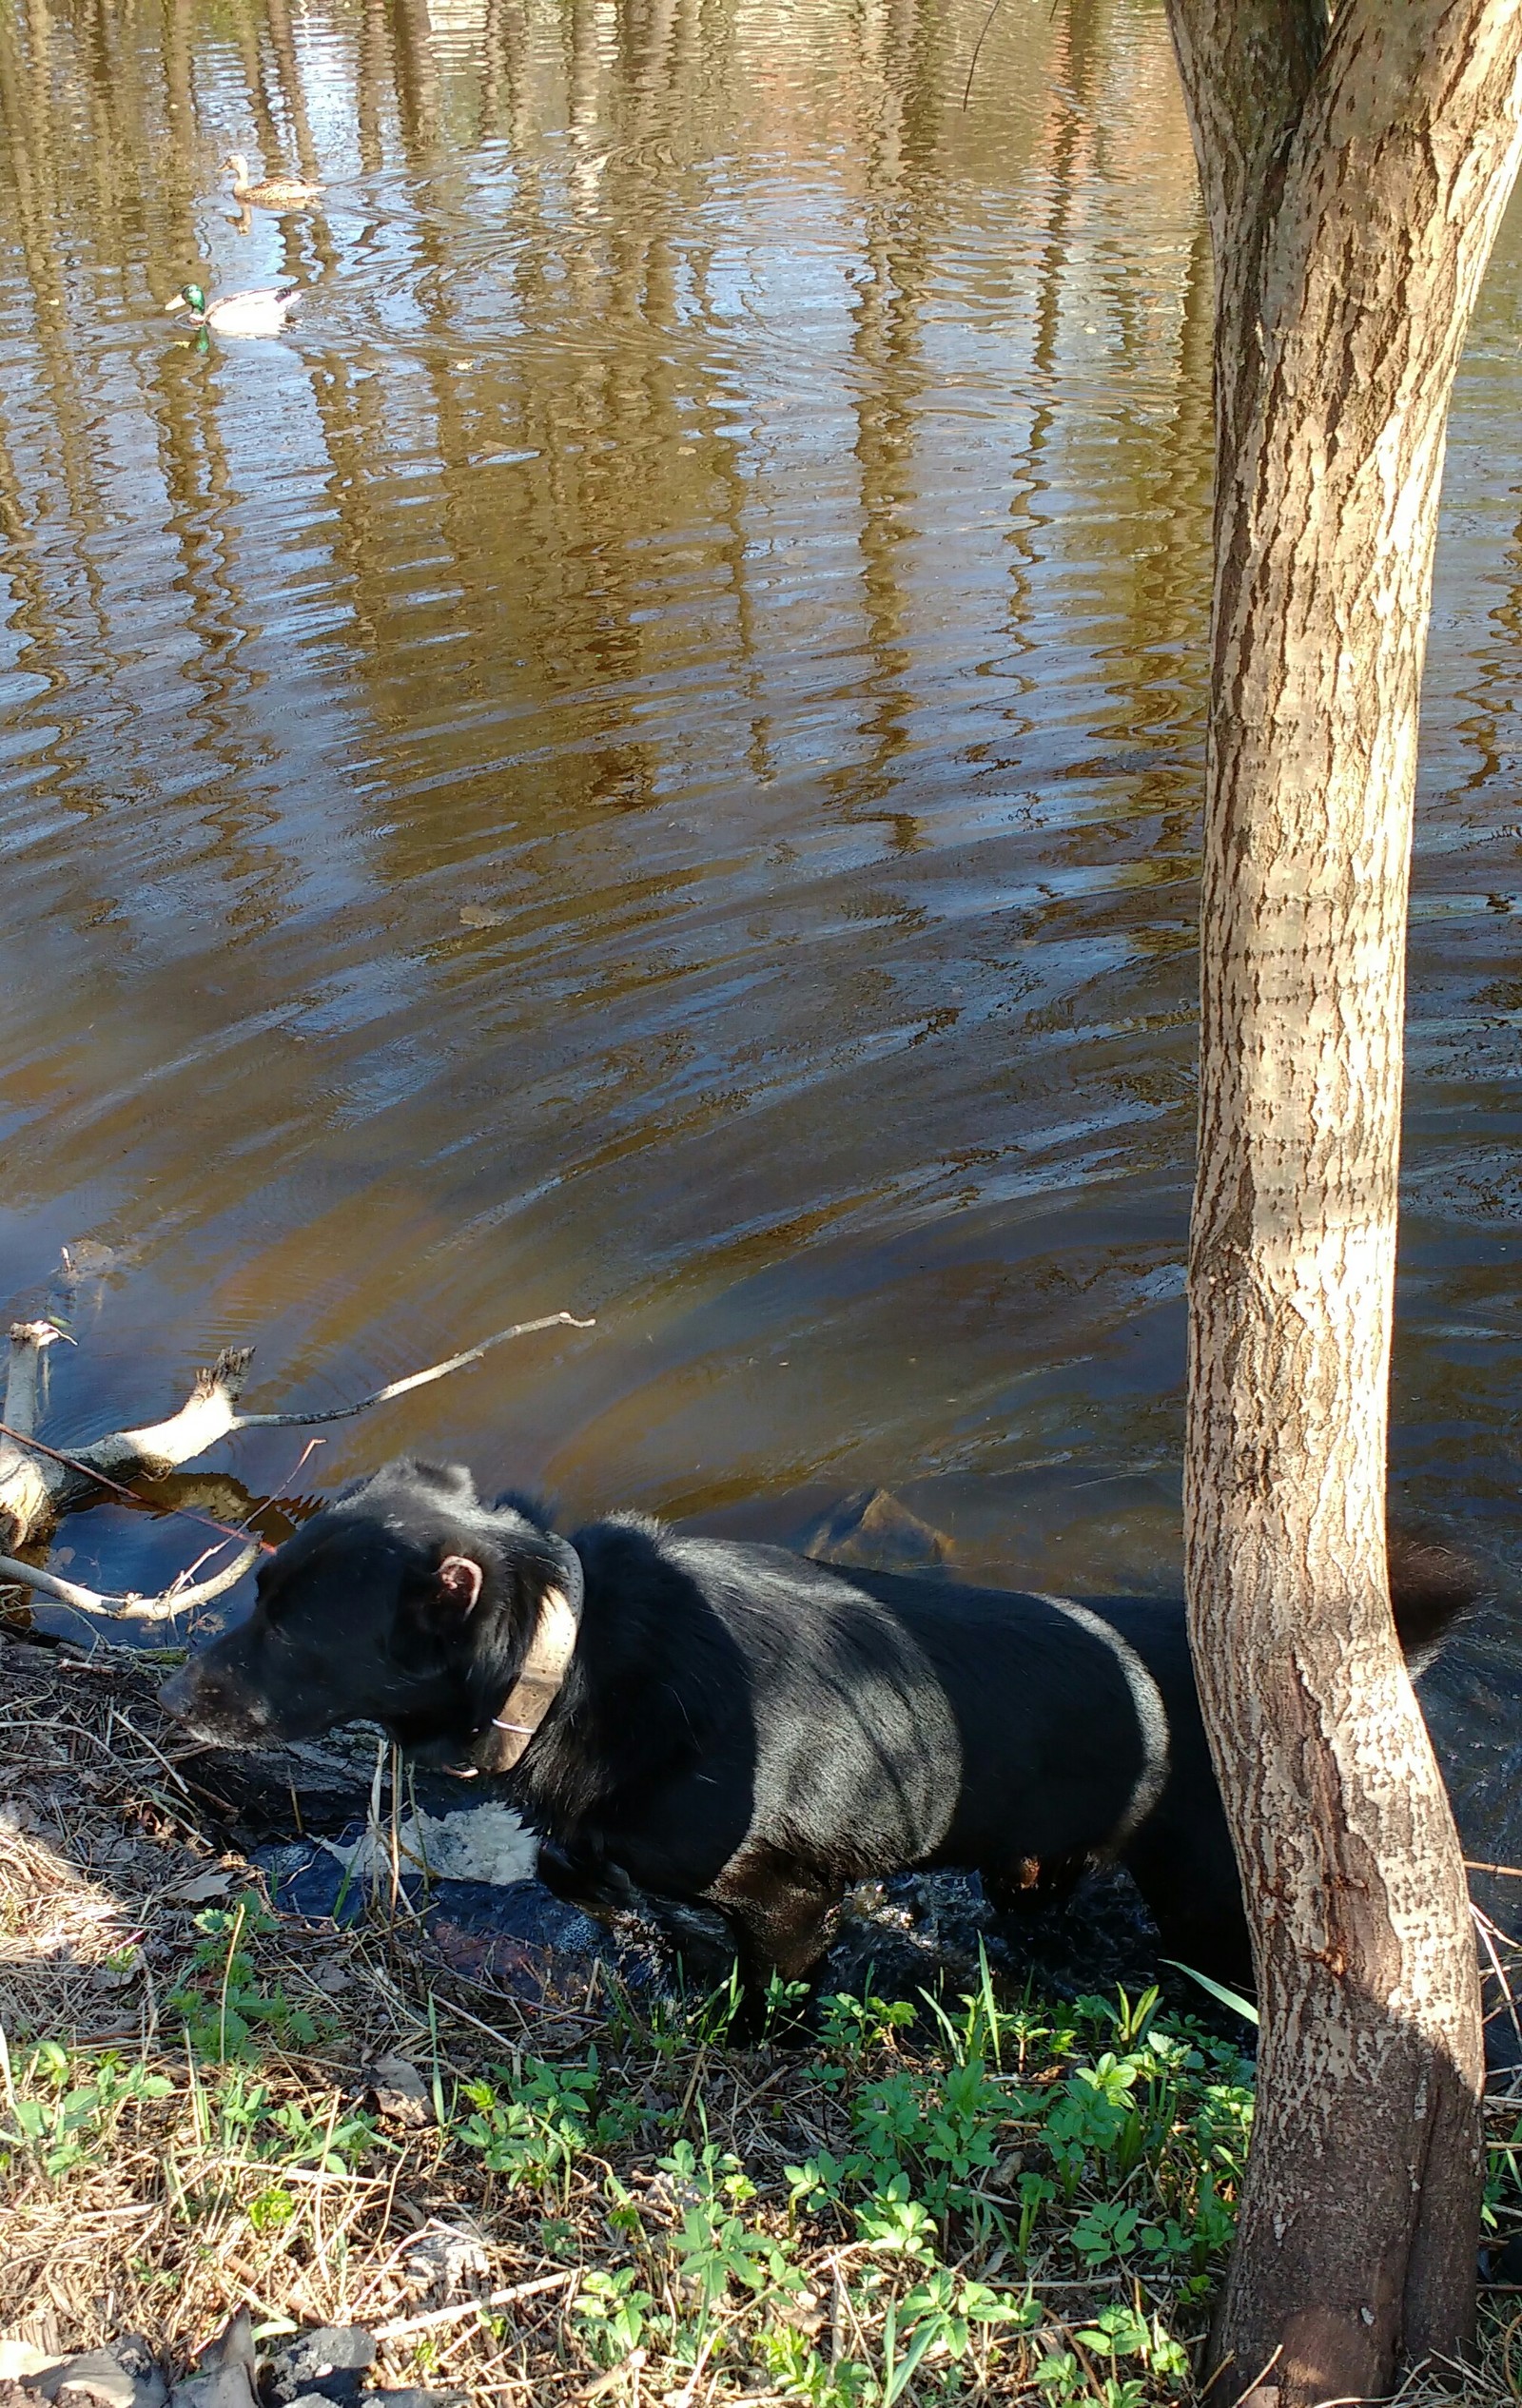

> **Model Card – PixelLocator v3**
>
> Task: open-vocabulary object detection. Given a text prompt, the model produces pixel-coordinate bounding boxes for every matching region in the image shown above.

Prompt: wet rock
[251,1839,363,1924]
[263,2329,374,2407]
[823,1862,1166,2017]
[428,1903,582,2003]
[798,1488,952,1574]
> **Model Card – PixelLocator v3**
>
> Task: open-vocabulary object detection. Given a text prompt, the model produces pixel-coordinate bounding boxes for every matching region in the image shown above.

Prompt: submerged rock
[798,1487,953,1572]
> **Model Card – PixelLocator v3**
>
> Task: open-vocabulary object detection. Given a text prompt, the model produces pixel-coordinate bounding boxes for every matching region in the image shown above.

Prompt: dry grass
[0,1633,1520,2407]
[0,1638,613,2391]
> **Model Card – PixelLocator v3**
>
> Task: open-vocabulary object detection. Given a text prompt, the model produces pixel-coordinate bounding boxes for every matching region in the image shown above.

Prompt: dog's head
[157,1456,582,1773]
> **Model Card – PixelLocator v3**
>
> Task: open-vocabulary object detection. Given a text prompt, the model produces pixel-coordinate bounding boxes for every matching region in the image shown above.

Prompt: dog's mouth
[395,1727,486,1777]
[177,1721,266,1753]
[168,1707,277,1748]
[157,1669,286,1749]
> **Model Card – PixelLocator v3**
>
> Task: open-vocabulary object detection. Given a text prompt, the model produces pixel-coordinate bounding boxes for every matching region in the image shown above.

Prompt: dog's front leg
[536,1836,629,1920]
[708,1850,841,1988]
[537,1839,744,1991]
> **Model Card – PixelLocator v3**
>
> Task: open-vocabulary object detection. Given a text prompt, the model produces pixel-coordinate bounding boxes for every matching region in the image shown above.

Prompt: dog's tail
[1389,1524,1490,1674]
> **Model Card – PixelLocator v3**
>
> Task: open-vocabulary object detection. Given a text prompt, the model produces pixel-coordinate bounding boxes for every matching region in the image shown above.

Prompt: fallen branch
[0,1339,257,1546]
[0,1310,594,1548]
[0,1323,73,1544]
[0,1540,262,1624]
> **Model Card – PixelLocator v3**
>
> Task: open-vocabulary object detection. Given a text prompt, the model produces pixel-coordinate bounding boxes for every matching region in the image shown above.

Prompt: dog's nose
[156,1666,196,1722]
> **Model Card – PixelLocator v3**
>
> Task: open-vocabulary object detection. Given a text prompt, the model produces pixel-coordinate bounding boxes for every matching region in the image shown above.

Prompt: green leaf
[1160,1960,1259,2026]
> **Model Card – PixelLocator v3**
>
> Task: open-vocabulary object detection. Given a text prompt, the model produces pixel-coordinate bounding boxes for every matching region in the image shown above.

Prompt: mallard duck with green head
[166,281,302,337]
[223,153,324,208]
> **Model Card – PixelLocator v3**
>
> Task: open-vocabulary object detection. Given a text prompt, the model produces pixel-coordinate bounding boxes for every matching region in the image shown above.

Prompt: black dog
[159,1457,1473,1991]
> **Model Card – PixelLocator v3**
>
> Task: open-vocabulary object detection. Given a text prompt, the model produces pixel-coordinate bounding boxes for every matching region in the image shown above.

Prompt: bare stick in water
[0,1307,595,1550]
[231,1313,595,1427]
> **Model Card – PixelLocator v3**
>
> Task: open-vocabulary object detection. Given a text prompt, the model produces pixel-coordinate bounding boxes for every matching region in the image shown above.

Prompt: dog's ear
[436,1554,485,1616]
[414,1460,478,1505]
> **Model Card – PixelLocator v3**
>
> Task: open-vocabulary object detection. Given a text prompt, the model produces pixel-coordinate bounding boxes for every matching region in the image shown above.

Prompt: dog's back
[604,1525,1481,1988]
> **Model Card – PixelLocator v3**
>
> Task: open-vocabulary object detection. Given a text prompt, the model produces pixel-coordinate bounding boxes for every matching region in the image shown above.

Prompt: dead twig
[229,1313,593,1430]
[373,2268,577,2341]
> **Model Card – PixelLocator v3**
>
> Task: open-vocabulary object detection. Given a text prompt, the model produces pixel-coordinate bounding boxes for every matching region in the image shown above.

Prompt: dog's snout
[156,1666,196,1721]
[157,1657,273,1743]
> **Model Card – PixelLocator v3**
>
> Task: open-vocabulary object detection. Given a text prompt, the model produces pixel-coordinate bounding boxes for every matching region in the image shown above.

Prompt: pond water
[4,0,1522,1880]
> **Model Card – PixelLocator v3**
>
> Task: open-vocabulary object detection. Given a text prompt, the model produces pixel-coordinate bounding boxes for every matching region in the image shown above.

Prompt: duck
[166,281,302,338]
[223,152,324,208]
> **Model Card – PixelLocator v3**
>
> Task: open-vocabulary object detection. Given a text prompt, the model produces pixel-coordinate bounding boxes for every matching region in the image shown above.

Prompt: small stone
[265,2330,375,2407]
[401,2220,489,2298]
[32,2340,165,2408]
[167,2312,257,2408]
[368,2056,432,2128]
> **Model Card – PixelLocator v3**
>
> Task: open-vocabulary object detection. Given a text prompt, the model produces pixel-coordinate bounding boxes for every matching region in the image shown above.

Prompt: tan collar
[474,1585,578,1773]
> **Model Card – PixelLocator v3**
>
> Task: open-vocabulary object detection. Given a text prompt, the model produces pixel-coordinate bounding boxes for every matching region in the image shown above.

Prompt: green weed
[6,2045,173,2178]
[167,1893,323,2061]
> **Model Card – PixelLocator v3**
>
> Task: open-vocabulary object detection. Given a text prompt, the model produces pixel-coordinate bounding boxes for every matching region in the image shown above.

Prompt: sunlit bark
[1165,2,1522,2397]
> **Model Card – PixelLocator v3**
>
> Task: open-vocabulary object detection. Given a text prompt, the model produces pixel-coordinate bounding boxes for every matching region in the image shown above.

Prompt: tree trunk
[1163,4,1522,2399]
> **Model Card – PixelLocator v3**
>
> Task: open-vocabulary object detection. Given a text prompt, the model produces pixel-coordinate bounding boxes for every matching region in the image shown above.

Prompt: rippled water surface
[4,0,1522,1621]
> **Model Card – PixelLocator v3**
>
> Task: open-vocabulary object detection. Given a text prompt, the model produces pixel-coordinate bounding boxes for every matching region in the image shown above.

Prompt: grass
[2,1634,1522,2405]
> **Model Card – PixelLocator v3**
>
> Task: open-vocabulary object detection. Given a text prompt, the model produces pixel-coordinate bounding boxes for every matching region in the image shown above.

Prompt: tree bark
[1162,3,1522,2399]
